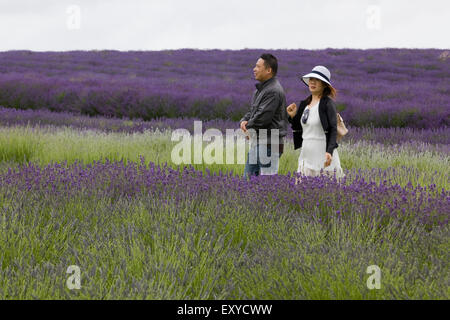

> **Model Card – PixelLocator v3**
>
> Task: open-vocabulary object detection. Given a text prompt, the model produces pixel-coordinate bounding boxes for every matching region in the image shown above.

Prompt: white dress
[297,102,344,178]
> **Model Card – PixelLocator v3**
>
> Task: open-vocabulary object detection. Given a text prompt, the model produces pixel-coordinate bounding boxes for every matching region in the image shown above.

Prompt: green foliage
[0,126,42,162]
[336,103,347,112]
[0,125,448,190]
[0,189,447,299]
[0,125,448,299]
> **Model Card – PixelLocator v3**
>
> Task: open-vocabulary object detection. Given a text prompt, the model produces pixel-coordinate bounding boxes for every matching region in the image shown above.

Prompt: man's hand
[324,152,332,167]
[240,121,249,140]
[287,103,297,118]
[240,121,248,132]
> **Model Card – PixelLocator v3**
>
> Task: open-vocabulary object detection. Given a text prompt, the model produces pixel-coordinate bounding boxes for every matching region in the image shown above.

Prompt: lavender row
[1,106,449,146]
[0,49,448,128]
[1,158,448,229]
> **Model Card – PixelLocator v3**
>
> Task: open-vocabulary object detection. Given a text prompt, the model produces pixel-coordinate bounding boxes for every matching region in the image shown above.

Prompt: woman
[286,65,344,179]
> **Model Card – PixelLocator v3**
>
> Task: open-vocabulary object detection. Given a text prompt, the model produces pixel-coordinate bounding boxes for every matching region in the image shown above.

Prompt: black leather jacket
[240,77,288,143]
[288,95,339,155]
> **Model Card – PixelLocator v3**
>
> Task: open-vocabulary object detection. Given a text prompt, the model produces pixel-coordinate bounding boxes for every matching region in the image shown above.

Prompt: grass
[0,124,448,299]
[0,191,448,299]
[0,124,448,189]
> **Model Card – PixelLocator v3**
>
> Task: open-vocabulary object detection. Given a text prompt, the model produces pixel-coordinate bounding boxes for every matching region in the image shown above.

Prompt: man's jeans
[243,143,283,178]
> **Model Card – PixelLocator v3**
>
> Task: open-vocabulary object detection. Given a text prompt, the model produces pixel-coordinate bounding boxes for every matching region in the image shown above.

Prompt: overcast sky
[0,0,449,51]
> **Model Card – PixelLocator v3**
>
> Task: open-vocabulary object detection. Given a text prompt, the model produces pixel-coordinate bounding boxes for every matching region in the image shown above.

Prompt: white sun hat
[301,65,332,87]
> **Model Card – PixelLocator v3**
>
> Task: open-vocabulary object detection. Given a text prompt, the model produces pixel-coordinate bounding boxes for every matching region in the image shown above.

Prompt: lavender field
[0,49,449,128]
[0,49,449,299]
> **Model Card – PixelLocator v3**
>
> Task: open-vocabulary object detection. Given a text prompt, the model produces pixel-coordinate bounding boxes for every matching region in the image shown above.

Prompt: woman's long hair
[323,83,337,100]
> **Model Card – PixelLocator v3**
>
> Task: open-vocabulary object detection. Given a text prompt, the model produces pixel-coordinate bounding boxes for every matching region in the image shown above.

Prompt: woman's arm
[288,101,304,127]
[325,99,338,155]
[287,102,298,119]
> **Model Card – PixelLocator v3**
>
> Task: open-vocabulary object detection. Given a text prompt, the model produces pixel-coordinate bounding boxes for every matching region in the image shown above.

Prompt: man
[240,53,288,178]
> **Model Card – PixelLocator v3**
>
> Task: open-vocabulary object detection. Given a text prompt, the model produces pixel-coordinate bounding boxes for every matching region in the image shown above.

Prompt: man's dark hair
[260,53,278,76]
